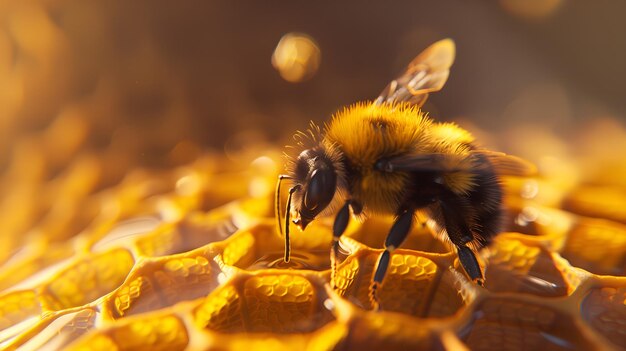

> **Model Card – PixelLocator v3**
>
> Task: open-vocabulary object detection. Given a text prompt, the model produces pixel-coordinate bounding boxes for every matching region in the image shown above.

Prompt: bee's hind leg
[456,245,483,285]
[369,209,414,311]
[438,193,485,285]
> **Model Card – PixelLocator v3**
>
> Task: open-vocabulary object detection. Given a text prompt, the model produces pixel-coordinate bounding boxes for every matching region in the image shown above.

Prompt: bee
[275,39,535,309]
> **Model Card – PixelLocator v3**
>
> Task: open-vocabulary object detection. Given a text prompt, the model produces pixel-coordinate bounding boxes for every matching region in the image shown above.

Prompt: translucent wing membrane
[375,38,456,107]
[480,150,538,177]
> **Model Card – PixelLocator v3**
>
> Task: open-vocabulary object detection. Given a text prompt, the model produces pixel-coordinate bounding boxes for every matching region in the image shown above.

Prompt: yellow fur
[322,102,477,214]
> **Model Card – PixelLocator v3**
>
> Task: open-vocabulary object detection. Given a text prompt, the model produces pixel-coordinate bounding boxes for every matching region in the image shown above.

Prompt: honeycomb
[1,2,626,351]
[1,133,625,350]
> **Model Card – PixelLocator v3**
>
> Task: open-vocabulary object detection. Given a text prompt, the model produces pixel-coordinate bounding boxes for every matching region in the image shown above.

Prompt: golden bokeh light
[272,33,321,83]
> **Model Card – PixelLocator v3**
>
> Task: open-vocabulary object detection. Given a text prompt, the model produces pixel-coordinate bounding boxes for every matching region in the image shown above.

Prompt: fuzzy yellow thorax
[322,102,478,213]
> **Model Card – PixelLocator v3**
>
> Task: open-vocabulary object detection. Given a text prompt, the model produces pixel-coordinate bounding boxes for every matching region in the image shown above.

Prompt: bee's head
[272,148,337,230]
[290,148,337,230]
[275,138,345,262]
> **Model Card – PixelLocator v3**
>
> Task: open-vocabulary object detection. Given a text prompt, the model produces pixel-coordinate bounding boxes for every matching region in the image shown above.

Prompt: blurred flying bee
[275,39,535,309]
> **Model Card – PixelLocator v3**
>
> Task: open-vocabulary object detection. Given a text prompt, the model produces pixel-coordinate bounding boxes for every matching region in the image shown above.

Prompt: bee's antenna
[275,175,292,238]
[284,184,300,263]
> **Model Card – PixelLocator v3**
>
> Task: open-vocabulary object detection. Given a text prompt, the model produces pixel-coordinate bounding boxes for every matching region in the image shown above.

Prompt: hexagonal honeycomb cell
[484,234,581,297]
[462,297,598,350]
[580,283,626,349]
[41,249,135,311]
[561,217,626,276]
[67,313,189,351]
[1,3,625,350]
[194,272,334,334]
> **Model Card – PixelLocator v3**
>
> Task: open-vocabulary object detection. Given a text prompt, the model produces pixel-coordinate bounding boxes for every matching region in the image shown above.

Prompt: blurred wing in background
[478,150,538,177]
[375,38,456,107]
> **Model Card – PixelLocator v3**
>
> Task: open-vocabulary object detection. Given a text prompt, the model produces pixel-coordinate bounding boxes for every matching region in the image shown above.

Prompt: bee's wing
[479,150,538,177]
[375,38,455,107]
[378,151,537,177]
[378,153,469,173]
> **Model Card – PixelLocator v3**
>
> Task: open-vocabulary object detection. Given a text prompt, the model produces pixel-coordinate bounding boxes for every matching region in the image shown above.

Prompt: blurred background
[1,0,625,192]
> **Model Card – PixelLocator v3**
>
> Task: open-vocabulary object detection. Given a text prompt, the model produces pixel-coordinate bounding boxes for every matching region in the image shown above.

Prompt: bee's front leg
[369,209,414,311]
[331,200,361,290]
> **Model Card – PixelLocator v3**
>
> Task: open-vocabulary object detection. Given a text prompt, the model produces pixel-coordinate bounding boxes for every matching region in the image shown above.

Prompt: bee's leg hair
[369,208,414,311]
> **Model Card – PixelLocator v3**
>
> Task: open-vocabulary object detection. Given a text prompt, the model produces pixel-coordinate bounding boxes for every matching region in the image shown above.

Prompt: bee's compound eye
[303,168,336,212]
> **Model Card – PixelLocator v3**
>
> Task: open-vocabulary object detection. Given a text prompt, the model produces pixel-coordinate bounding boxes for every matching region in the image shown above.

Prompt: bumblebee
[275,39,534,309]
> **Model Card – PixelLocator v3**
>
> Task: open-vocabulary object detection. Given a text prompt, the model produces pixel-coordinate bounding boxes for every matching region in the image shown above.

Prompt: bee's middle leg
[370,209,414,311]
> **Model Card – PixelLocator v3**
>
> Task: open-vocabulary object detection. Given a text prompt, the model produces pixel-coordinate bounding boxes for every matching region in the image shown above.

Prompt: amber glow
[0,1,625,350]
